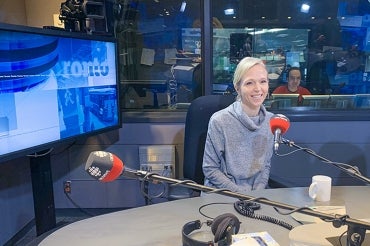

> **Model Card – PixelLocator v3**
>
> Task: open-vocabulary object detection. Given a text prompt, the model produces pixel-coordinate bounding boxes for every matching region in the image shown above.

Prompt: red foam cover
[102,153,124,182]
[270,114,290,134]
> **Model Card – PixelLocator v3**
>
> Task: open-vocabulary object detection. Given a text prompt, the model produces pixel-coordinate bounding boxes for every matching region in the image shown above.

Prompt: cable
[170,179,197,187]
[274,147,307,157]
[27,148,54,158]
[198,201,294,230]
[273,205,313,216]
[278,138,370,185]
[338,230,347,246]
[139,172,167,204]
[198,202,236,220]
[64,190,95,217]
[204,188,233,194]
[234,200,294,230]
[168,64,177,108]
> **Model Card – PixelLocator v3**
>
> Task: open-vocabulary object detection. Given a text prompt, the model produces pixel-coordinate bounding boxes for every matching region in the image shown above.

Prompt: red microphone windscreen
[103,153,124,182]
[85,151,124,182]
[270,114,290,134]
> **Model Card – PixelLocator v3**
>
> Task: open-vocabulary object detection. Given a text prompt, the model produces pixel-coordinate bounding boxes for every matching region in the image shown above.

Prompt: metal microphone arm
[281,138,370,185]
[122,168,370,246]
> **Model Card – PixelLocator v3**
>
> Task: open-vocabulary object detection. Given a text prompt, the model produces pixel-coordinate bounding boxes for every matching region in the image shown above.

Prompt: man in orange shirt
[272,67,311,103]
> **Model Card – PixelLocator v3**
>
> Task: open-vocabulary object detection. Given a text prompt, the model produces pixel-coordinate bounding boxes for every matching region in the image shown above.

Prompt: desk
[39,186,370,246]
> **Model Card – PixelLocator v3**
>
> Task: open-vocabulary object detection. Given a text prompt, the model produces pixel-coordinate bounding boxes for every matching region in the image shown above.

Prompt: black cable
[273,205,313,216]
[139,172,168,205]
[198,202,234,220]
[169,179,197,187]
[64,191,95,217]
[339,230,347,246]
[198,201,294,230]
[234,200,294,230]
[279,138,370,185]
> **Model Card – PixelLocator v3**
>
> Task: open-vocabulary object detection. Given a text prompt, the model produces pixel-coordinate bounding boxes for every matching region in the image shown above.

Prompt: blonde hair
[233,57,266,90]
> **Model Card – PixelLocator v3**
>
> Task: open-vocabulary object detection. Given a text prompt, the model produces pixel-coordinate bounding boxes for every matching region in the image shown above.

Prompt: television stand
[30,151,56,236]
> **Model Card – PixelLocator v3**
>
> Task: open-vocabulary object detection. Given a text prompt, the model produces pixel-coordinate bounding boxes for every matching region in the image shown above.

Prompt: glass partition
[116,0,370,119]
[212,28,310,95]
[117,0,201,111]
[211,0,370,114]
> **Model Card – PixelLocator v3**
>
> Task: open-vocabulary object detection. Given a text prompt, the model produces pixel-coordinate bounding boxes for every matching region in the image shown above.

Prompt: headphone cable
[234,200,294,230]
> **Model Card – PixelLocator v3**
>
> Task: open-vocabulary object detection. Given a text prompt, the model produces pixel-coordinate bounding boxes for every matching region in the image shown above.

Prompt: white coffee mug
[309,175,332,202]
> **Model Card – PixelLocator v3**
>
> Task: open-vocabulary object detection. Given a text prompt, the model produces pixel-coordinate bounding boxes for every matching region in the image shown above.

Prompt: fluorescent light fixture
[180,1,186,12]
[300,3,310,13]
[224,8,235,15]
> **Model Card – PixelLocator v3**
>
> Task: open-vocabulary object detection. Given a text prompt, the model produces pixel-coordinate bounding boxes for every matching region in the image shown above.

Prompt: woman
[202,57,274,194]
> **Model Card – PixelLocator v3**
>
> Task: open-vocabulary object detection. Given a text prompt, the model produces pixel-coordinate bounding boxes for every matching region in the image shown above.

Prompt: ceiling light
[224,8,235,15]
[300,3,310,13]
[180,1,186,12]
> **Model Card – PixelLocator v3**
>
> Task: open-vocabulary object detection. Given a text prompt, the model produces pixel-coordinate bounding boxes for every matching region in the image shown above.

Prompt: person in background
[202,57,274,194]
[272,67,311,103]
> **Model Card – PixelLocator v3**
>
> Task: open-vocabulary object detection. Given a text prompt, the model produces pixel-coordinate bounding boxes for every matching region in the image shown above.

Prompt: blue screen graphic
[0,25,120,158]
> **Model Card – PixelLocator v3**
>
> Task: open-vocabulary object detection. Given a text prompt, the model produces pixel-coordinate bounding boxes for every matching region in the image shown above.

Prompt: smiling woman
[202,57,275,194]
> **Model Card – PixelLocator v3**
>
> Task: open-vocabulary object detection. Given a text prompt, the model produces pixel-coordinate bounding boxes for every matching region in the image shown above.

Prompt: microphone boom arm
[280,138,370,185]
[123,168,370,246]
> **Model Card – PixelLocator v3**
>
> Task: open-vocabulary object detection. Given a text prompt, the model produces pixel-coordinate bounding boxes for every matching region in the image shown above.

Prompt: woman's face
[237,64,269,115]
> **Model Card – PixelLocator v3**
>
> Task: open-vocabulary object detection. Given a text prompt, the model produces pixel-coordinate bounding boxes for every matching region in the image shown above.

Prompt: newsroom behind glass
[118,0,370,114]
[117,0,201,111]
[211,0,370,112]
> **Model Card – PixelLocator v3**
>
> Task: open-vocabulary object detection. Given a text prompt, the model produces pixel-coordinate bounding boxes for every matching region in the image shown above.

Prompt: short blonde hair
[233,57,266,89]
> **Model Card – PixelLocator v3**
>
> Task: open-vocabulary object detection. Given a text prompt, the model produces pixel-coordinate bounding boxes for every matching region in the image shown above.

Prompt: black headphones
[182,213,240,246]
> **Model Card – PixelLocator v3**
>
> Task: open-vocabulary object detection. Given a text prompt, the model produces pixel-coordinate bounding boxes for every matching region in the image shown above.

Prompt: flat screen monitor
[285,51,301,67]
[0,23,120,162]
[230,33,253,59]
[328,95,356,109]
[301,95,330,108]
[271,94,299,108]
[355,94,370,108]
[180,28,201,54]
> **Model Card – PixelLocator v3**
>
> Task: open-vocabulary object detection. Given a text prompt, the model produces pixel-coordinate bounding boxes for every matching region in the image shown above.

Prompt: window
[211,0,370,115]
[117,0,201,112]
[118,0,370,121]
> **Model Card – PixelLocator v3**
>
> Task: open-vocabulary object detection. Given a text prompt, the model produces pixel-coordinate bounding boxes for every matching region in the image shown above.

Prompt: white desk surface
[39,186,370,246]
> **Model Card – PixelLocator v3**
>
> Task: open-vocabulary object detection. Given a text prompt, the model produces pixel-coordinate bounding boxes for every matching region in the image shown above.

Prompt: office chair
[167,94,286,200]
[168,94,236,200]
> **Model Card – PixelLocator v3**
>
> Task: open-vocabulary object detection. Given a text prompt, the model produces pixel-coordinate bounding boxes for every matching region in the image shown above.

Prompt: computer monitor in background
[355,94,370,108]
[230,33,253,60]
[301,95,330,108]
[181,28,201,54]
[271,94,300,108]
[280,52,302,83]
[328,95,356,109]
[285,51,301,67]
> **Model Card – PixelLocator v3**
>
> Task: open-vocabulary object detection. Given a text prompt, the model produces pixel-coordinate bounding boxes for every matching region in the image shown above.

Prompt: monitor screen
[285,51,301,67]
[181,28,201,54]
[355,94,370,108]
[328,95,356,109]
[301,95,330,108]
[0,23,120,161]
[271,93,299,108]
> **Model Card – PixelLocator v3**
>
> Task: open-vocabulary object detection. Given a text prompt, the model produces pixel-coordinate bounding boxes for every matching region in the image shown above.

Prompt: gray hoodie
[203,100,274,194]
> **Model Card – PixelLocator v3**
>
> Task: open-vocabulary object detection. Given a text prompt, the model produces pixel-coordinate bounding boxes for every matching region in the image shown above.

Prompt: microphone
[269,114,290,152]
[85,151,135,182]
[84,150,370,243]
